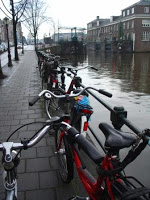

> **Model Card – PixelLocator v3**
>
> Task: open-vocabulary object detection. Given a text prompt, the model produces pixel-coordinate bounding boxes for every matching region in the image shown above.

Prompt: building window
[142,19,150,27]
[131,32,133,40]
[131,7,135,14]
[97,21,99,26]
[127,33,129,40]
[127,9,130,15]
[144,7,149,13]
[131,20,134,28]
[116,24,118,31]
[127,21,129,29]
[142,31,150,41]
[123,22,126,29]
[123,11,126,17]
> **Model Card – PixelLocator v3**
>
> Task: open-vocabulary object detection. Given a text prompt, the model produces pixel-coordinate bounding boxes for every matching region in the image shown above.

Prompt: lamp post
[4,17,12,67]
[21,32,24,54]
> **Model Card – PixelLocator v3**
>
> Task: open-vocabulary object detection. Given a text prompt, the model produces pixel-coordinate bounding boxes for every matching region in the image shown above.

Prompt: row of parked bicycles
[0,50,150,200]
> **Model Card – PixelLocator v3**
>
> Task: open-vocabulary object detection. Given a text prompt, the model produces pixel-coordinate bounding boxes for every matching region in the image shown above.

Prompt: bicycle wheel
[42,75,47,90]
[55,129,74,183]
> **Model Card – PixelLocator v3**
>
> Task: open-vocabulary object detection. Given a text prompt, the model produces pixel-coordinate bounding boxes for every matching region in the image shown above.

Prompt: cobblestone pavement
[0,50,89,200]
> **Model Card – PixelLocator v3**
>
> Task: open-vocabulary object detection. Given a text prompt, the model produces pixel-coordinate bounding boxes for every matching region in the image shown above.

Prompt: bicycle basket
[74,96,93,118]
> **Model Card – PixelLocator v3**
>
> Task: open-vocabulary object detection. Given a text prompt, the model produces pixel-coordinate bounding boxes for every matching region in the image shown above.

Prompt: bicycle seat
[99,123,137,150]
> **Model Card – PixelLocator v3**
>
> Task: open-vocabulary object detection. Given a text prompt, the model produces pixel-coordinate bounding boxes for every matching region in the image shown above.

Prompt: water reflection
[87,51,150,94]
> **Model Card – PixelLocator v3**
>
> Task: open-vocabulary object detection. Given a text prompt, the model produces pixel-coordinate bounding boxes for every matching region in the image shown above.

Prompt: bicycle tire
[41,76,47,90]
[55,129,74,183]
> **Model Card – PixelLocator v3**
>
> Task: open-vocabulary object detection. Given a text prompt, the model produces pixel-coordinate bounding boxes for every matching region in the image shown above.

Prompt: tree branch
[0,0,12,15]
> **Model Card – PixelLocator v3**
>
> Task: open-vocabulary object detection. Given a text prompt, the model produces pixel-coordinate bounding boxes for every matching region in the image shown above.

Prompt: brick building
[0,19,22,44]
[87,0,150,53]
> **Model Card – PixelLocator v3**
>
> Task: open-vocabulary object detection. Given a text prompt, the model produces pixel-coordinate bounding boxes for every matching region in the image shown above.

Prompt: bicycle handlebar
[67,127,104,164]
[0,119,103,166]
[29,87,112,106]
[29,95,40,106]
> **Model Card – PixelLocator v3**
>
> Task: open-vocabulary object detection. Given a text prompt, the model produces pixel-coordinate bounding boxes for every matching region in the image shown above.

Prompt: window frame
[131,7,135,14]
[144,7,149,13]
[141,31,150,41]
[142,19,150,27]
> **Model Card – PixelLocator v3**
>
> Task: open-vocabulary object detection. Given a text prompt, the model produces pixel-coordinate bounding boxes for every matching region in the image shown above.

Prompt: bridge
[58,26,86,41]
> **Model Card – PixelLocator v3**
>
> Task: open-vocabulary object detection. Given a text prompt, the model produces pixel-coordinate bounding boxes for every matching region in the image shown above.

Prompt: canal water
[63,51,150,187]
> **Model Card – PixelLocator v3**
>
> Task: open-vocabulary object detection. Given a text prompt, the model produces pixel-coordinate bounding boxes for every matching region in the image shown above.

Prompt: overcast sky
[0,0,139,39]
[37,0,139,38]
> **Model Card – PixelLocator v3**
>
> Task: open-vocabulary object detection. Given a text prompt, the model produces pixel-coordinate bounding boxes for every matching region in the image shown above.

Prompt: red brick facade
[87,0,150,52]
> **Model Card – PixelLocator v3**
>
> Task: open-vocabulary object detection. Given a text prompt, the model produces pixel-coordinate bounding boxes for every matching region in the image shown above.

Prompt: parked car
[17,42,22,49]
[0,45,4,54]
[10,42,14,47]
[1,42,8,51]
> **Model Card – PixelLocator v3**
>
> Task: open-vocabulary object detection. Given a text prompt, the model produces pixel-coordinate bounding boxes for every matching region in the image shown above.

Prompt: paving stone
[34,137,47,147]
[18,159,26,173]
[56,183,76,200]
[21,147,37,159]
[18,173,39,191]
[49,156,60,170]
[18,191,25,200]
[46,135,55,146]
[14,114,28,120]
[20,118,35,125]
[39,171,59,189]
[26,158,50,172]
[37,146,53,157]
[4,119,20,126]
[26,189,56,200]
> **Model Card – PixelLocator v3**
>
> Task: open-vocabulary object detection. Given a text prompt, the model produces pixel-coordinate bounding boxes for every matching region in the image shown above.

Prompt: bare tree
[22,0,51,49]
[0,0,28,61]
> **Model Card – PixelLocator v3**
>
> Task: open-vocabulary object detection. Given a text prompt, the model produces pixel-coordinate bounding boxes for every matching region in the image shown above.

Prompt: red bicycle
[55,116,150,200]
[29,90,150,199]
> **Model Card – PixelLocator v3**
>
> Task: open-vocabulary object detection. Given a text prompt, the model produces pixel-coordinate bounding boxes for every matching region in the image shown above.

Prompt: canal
[63,51,150,187]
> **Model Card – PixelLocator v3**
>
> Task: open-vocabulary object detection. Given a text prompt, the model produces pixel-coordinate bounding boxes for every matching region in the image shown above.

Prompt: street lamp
[21,32,24,54]
[4,17,12,67]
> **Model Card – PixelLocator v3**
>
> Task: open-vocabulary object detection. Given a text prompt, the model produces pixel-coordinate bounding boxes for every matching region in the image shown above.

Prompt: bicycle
[0,116,59,200]
[54,116,150,199]
[29,88,112,185]
[30,89,150,199]
[46,65,100,138]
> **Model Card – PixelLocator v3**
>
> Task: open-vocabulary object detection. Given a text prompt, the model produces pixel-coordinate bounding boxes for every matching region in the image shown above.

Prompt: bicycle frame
[2,152,18,200]
[57,132,117,200]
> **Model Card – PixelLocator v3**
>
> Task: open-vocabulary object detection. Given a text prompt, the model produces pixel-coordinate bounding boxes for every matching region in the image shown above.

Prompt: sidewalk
[0,50,88,200]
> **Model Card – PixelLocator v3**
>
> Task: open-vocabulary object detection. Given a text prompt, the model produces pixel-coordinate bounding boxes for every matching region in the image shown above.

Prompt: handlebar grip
[90,66,98,71]
[29,96,40,106]
[70,70,77,75]
[68,127,103,164]
[98,89,112,98]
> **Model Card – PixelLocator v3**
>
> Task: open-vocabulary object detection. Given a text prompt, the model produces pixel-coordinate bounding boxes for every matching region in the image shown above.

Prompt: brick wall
[134,18,150,52]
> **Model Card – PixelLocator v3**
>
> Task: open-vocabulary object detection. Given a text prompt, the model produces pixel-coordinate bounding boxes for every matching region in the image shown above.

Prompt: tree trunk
[34,35,37,51]
[12,0,19,61]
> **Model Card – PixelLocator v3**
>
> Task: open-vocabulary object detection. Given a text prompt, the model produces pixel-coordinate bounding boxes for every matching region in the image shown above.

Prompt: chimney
[97,16,99,19]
